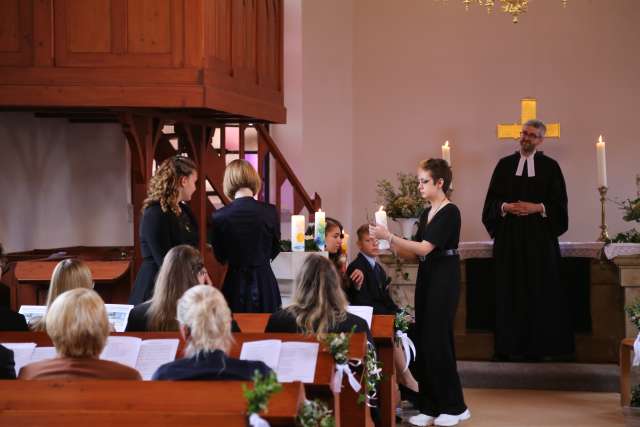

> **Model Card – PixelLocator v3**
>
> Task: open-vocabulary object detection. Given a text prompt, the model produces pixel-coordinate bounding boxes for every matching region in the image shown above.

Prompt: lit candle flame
[598,135,603,144]
[378,205,384,212]
[444,141,449,148]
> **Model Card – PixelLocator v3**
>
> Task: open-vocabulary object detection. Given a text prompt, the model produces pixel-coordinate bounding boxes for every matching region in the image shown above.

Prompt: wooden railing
[119,113,321,288]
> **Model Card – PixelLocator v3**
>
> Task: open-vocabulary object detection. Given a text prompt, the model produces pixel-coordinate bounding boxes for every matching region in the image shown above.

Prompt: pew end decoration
[394,307,417,371]
[297,399,336,427]
[320,329,362,394]
[243,370,283,427]
[359,342,383,407]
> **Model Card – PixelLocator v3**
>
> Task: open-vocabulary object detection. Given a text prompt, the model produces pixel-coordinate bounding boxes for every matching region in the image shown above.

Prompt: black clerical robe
[482,151,574,359]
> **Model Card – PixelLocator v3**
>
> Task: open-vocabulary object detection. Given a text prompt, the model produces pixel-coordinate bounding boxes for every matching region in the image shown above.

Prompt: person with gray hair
[152,285,271,381]
[482,119,572,362]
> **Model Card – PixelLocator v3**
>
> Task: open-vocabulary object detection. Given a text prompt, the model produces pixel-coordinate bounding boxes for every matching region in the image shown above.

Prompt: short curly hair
[143,156,197,215]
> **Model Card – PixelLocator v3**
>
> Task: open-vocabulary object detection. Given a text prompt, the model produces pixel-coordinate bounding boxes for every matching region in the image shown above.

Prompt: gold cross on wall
[497,98,560,140]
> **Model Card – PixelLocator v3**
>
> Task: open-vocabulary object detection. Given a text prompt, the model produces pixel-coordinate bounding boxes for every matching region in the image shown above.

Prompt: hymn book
[239,340,318,383]
[2,337,179,380]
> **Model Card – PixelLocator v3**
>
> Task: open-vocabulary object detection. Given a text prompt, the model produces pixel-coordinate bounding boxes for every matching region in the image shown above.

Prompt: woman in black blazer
[210,160,281,313]
[265,254,372,343]
[129,156,200,305]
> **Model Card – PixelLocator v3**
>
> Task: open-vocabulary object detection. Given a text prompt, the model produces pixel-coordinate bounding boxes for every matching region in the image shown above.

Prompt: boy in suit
[346,225,400,314]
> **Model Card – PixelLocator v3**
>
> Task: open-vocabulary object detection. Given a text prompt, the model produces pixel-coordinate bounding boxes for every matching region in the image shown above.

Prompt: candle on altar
[375,206,390,250]
[314,209,326,251]
[596,135,607,188]
[442,141,451,166]
[291,215,305,252]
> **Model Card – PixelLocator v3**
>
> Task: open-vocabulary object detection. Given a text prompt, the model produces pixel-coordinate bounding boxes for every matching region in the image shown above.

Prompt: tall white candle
[596,135,607,188]
[442,141,451,166]
[375,206,390,250]
[314,209,326,251]
[291,215,305,252]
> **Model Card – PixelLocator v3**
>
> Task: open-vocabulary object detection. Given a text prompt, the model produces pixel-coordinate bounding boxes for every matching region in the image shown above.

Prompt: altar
[379,241,626,363]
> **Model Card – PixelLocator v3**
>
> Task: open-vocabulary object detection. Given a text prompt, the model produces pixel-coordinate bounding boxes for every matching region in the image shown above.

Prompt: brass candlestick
[597,186,609,242]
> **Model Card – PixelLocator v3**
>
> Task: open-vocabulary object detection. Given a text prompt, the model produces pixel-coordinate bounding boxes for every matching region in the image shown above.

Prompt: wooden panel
[256,0,278,90]
[65,0,111,53]
[0,0,21,52]
[54,0,184,67]
[205,0,232,73]
[128,0,171,54]
[0,0,33,66]
[231,0,257,80]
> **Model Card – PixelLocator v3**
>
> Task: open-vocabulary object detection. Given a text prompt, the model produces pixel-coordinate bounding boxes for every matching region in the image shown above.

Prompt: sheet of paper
[105,304,134,332]
[100,336,142,368]
[135,339,179,380]
[276,342,319,383]
[2,342,36,376]
[239,339,282,371]
[348,305,374,329]
[18,305,47,327]
[30,347,57,363]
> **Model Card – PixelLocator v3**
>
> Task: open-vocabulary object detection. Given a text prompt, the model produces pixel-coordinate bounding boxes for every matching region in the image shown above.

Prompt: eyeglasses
[418,178,431,185]
[520,131,541,140]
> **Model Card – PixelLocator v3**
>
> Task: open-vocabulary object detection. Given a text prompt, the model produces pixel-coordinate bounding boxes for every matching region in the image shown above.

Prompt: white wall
[350,0,640,241]
[0,113,132,252]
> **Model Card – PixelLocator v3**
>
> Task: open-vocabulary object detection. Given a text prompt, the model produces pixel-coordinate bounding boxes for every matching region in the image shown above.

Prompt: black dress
[346,253,400,315]
[152,349,271,381]
[210,197,281,313]
[125,301,241,333]
[0,307,29,331]
[482,151,573,359]
[414,204,467,417]
[129,201,199,305]
[0,344,16,379]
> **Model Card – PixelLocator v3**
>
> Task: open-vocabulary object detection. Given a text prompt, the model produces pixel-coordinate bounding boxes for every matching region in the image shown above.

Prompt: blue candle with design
[314,209,326,251]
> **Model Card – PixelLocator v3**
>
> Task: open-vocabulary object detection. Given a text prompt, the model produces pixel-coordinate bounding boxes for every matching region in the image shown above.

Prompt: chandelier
[445,0,569,24]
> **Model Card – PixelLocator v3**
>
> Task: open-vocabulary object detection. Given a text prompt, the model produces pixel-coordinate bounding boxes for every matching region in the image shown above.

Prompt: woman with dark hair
[129,156,200,305]
[370,159,469,427]
[126,245,211,331]
[324,217,363,293]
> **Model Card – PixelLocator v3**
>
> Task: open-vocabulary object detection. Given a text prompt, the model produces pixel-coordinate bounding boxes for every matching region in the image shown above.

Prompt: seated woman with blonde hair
[19,288,141,380]
[152,285,270,381]
[265,254,371,341]
[32,259,94,331]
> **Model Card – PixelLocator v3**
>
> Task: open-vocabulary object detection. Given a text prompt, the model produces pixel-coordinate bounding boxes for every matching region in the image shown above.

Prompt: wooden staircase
[119,113,321,286]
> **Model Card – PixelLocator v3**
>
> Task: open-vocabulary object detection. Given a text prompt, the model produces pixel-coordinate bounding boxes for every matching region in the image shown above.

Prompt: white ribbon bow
[396,330,416,370]
[331,362,362,394]
[249,413,270,427]
[634,333,640,367]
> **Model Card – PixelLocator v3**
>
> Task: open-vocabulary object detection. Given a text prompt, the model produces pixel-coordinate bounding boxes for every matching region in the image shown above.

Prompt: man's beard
[520,139,535,154]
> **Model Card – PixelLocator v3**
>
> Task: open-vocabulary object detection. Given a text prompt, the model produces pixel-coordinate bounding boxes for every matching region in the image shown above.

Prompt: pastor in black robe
[482,150,573,359]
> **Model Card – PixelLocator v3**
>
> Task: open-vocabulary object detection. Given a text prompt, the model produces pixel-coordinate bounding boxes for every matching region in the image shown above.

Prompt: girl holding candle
[370,159,469,427]
[209,160,281,313]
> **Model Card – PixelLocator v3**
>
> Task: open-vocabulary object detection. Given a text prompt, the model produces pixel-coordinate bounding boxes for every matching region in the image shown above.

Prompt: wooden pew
[7,259,131,310]
[0,380,304,426]
[1,331,370,427]
[621,337,633,406]
[235,313,397,427]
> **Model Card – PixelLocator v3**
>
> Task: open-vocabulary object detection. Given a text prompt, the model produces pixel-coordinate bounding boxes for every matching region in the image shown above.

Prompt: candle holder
[597,186,609,242]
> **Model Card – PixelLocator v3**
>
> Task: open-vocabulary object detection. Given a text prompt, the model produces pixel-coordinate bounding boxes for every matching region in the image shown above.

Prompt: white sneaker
[458,409,471,421]
[409,413,436,426]
[435,409,471,426]
[434,413,459,426]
